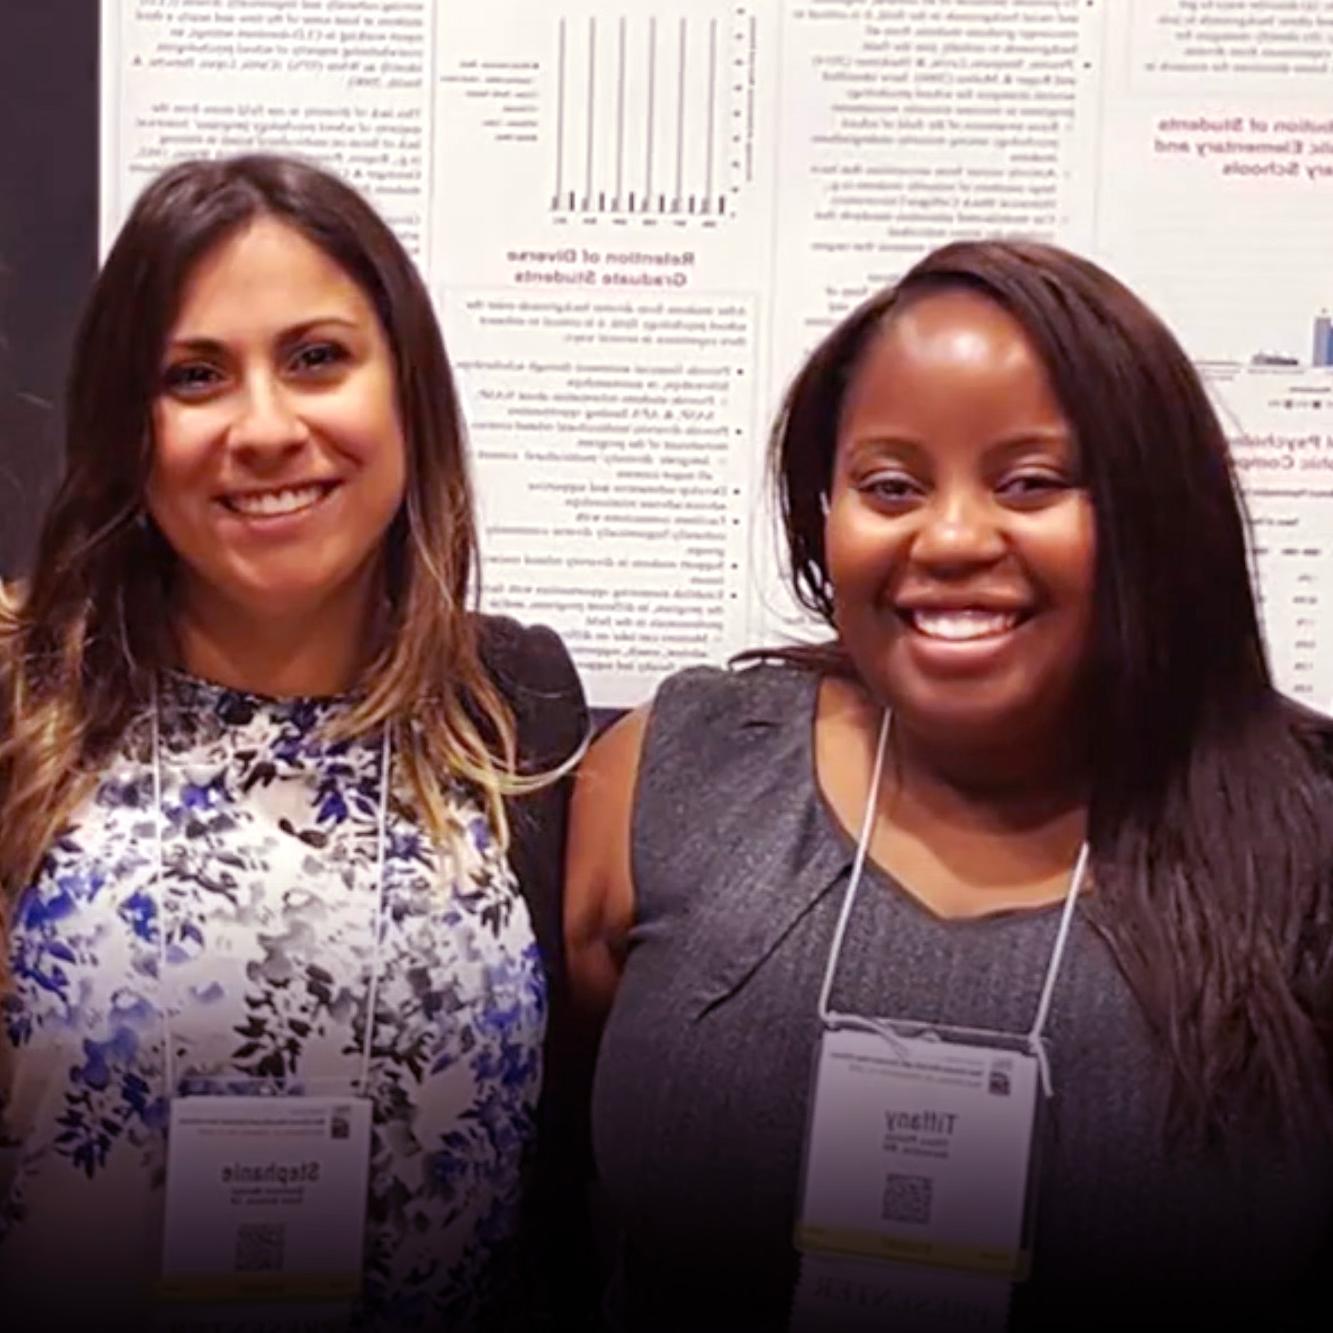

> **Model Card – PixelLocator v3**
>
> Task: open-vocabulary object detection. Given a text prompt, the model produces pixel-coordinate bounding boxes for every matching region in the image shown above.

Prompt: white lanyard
[150,688,394,1098]
[815,710,1090,1095]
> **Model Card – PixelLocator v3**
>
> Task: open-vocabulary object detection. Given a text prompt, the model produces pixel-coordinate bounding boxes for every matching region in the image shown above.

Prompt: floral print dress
[0,674,545,1328]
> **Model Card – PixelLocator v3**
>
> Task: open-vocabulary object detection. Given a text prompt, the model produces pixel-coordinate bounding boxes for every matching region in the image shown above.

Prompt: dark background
[0,1,98,578]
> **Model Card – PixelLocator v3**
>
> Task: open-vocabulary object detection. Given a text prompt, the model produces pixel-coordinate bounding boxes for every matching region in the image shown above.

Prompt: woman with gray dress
[566,240,1333,1331]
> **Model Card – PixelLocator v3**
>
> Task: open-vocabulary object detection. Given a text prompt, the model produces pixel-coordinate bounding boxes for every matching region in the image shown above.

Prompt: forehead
[839,288,1066,438]
[168,216,377,335]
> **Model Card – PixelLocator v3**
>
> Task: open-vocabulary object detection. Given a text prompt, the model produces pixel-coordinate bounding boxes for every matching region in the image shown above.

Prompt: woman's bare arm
[563,705,649,1025]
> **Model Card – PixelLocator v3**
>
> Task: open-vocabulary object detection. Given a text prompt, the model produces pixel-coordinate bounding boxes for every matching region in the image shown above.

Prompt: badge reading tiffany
[793,712,1088,1303]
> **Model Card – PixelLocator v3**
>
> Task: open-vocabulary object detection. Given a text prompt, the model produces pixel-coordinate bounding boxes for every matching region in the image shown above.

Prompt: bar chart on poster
[99,0,1333,710]
[548,11,739,221]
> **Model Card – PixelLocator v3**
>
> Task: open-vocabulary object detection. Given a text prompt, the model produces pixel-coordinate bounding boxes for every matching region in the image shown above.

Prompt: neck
[172,572,385,698]
[888,719,1089,832]
[817,676,1089,910]
[830,677,1088,832]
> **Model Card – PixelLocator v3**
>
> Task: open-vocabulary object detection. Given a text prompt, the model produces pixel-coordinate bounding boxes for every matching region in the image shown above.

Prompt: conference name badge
[160,1095,372,1303]
[796,1027,1040,1278]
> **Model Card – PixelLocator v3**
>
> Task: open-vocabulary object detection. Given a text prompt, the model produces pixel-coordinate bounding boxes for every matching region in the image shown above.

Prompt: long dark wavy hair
[0,154,541,944]
[770,238,1333,1143]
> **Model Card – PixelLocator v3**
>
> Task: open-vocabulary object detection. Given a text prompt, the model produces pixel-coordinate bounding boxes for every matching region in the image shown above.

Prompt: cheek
[824,502,904,606]
[337,377,407,477]
[1063,504,1097,597]
[1042,505,1097,636]
[824,493,868,577]
[145,408,212,521]
[825,531,901,654]
[375,418,409,506]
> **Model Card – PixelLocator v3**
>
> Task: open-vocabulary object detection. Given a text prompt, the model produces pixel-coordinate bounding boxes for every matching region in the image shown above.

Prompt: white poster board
[100,0,1333,710]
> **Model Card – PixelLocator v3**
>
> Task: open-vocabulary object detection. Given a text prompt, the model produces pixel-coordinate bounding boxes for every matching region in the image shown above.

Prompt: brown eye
[289,342,347,374]
[861,472,923,507]
[162,362,222,395]
[997,472,1068,502]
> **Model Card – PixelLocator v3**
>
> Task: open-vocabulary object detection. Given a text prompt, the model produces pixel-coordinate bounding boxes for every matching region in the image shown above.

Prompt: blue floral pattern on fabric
[0,674,544,1328]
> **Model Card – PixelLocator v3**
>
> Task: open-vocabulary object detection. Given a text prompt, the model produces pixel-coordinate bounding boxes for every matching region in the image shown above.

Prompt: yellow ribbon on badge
[796,1224,1031,1279]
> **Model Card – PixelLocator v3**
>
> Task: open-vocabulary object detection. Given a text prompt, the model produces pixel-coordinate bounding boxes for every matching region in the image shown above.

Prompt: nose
[227,371,309,462]
[909,485,1007,572]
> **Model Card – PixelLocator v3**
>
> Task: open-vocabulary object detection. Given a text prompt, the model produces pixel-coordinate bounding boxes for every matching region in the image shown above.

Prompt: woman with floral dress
[0,155,587,1330]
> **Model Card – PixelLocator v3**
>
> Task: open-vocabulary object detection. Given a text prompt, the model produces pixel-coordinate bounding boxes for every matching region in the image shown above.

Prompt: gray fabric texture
[591,663,1332,1332]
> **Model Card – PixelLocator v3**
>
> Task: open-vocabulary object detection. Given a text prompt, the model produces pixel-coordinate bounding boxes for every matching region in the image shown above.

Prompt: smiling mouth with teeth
[902,609,1025,641]
[222,482,338,518]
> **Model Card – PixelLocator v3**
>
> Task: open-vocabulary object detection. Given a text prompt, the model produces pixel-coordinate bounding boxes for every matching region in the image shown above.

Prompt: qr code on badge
[234,1221,285,1272]
[882,1172,933,1226]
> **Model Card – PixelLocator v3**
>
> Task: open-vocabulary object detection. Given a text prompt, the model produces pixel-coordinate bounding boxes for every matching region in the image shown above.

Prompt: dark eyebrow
[841,436,929,467]
[984,430,1076,462]
[839,429,1076,474]
[278,317,362,344]
[993,428,1073,446]
[847,434,920,450]
[163,317,362,357]
[163,336,227,358]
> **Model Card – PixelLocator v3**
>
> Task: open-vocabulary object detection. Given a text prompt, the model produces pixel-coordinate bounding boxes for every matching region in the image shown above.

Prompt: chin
[230,554,370,599]
[892,686,1045,743]
[220,576,348,618]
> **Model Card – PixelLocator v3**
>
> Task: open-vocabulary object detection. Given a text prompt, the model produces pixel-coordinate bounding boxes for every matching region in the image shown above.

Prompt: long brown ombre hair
[768,239,1333,1143]
[0,155,539,941]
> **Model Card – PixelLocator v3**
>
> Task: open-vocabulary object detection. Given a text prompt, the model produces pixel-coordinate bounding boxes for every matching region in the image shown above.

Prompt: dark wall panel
[0,1,98,578]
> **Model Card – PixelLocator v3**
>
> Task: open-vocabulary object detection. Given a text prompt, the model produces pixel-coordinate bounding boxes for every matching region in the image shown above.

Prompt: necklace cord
[817,708,1089,1097]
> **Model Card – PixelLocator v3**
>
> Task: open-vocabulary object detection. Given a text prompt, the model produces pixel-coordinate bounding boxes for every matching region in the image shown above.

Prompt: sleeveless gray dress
[591,664,1332,1332]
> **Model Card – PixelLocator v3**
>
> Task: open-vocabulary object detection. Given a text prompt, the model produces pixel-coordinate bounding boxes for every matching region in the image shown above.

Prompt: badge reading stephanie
[160,1095,373,1302]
